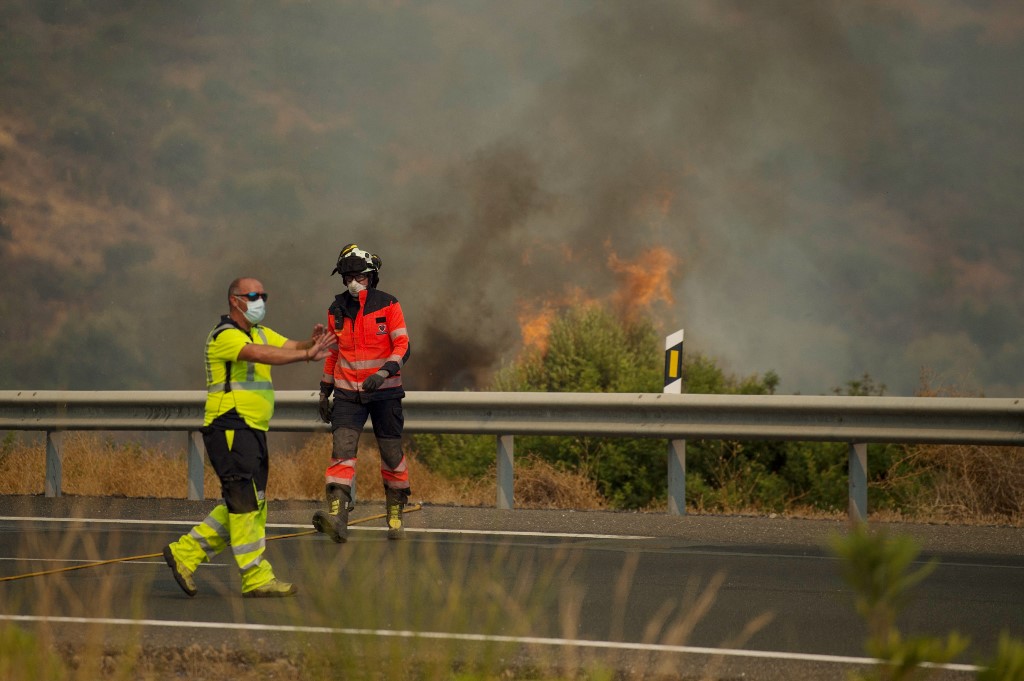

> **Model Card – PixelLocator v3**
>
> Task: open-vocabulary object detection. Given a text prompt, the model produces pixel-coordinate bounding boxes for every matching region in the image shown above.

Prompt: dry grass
[891,443,1024,524]
[886,376,1024,526]
[2,436,1024,679]
[2,432,1021,524]
[0,432,608,510]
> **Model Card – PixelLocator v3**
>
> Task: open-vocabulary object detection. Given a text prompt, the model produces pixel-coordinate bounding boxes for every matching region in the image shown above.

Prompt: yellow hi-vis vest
[203,317,288,431]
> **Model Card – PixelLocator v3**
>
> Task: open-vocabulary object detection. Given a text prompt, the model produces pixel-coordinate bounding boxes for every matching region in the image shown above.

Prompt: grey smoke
[1,1,1022,397]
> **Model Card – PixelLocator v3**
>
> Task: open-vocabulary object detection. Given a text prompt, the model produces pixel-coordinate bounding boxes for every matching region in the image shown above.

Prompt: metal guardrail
[2,390,1022,520]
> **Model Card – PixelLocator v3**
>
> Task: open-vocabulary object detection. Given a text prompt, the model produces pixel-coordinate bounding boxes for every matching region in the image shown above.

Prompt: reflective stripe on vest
[207,381,274,393]
[206,326,271,393]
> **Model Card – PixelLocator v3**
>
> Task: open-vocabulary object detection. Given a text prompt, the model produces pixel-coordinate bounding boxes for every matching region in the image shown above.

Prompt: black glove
[361,370,387,392]
[318,382,333,423]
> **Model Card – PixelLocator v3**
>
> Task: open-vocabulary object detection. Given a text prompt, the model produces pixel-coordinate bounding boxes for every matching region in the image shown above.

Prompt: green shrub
[830,525,969,680]
[412,303,978,517]
[516,434,664,510]
[411,432,495,479]
[415,304,790,510]
[493,305,667,508]
[977,633,1024,681]
[493,305,662,394]
[830,525,1024,681]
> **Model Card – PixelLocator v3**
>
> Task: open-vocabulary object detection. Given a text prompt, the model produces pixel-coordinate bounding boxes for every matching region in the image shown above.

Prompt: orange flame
[607,245,678,319]
[515,246,679,354]
[518,302,558,353]
[517,287,597,354]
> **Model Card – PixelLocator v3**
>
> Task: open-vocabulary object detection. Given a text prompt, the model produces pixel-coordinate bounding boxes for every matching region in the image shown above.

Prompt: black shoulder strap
[211,316,248,393]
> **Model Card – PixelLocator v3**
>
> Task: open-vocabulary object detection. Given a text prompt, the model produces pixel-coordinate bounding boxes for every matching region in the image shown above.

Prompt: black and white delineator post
[664,329,686,515]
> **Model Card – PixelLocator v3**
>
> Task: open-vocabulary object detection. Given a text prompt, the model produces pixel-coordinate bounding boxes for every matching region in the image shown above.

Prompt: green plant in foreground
[830,524,1024,681]
[830,524,966,680]
[977,633,1024,681]
[0,624,67,681]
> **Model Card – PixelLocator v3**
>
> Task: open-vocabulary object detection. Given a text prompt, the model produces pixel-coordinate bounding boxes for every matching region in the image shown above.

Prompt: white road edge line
[0,614,981,673]
[0,516,649,540]
[4,516,1015,569]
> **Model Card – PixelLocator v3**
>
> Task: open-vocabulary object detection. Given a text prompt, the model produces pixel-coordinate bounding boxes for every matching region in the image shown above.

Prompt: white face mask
[347,279,367,296]
[242,298,266,324]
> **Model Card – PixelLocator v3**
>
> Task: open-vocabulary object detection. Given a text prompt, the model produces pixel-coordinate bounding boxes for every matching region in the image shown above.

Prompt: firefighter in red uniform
[313,244,412,541]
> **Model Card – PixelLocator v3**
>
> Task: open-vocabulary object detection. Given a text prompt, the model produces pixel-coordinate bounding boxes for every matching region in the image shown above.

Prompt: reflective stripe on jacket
[322,288,410,399]
[203,315,287,430]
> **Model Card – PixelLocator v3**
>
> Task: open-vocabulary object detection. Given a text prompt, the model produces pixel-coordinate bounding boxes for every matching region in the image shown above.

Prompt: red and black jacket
[323,288,410,401]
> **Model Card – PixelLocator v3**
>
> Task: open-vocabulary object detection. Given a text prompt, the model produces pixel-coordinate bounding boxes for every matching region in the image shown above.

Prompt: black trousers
[202,427,268,514]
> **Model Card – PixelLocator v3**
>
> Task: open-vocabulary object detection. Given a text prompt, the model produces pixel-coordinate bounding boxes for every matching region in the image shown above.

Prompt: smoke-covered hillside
[1,1,1022,395]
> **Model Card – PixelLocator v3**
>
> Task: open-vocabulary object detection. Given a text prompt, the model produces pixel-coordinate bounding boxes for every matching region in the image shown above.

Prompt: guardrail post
[187,431,204,500]
[664,329,686,515]
[668,439,686,515]
[848,442,868,522]
[497,435,514,509]
[45,431,63,497]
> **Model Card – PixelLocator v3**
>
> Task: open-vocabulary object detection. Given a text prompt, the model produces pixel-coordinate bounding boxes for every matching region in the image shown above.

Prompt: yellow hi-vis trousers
[168,490,275,593]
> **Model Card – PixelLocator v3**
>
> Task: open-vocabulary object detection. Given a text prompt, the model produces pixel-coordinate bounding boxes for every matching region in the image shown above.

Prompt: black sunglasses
[233,292,268,301]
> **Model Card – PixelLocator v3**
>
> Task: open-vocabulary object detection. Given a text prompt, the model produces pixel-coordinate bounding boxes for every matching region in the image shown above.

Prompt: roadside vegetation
[416,305,1023,526]
[2,519,1022,680]
[2,5,1021,679]
[2,303,1021,677]
[830,525,1024,681]
[1,306,1020,678]
[2,303,1022,527]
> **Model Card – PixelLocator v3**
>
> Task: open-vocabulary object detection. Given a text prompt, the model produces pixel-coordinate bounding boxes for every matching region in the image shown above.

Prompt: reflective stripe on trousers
[325,458,357,487]
[168,490,275,592]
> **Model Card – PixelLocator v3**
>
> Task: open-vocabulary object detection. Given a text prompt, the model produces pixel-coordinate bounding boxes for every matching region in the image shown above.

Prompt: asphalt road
[1,495,1021,680]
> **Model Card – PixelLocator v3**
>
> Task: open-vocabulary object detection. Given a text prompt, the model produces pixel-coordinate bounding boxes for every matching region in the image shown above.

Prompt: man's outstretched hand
[307,328,337,362]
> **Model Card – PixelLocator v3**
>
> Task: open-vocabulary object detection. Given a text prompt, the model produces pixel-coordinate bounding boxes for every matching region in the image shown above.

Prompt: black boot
[312,484,351,543]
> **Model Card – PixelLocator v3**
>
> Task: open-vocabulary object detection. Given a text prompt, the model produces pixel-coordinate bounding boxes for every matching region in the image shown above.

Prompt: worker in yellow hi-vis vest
[163,276,337,599]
